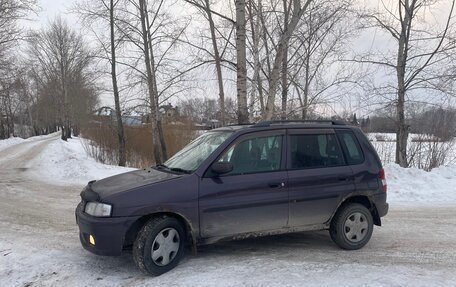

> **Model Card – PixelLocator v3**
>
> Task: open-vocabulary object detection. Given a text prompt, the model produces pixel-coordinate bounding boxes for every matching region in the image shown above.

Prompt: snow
[368,133,456,166]
[0,136,25,151]
[1,134,456,286]
[29,136,136,186]
[385,163,456,204]
[2,133,455,203]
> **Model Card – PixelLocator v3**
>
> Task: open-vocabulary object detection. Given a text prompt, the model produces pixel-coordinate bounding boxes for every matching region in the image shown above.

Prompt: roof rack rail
[252,120,347,128]
[226,123,254,127]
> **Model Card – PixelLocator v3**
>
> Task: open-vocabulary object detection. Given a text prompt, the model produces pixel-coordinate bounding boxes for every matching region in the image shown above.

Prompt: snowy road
[1,136,456,287]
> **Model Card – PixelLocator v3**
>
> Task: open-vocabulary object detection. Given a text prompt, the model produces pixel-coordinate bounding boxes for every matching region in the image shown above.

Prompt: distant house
[208,119,221,129]
[122,116,142,126]
[159,104,179,122]
[91,107,143,126]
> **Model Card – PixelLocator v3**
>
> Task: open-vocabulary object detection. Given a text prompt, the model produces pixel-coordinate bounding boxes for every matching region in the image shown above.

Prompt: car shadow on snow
[77,230,343,279]
[195,230,337,257]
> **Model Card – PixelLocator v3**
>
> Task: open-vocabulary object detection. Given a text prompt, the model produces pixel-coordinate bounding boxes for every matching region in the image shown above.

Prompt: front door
[199,131,288,238]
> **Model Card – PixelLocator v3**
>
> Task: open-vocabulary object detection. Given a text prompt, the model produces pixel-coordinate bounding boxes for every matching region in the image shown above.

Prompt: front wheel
[133,216,186,276]
[330,203,373,250]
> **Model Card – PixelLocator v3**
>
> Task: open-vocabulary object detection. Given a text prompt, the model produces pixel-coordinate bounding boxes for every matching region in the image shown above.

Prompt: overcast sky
[30,0,79,29]
[26,0,456,115]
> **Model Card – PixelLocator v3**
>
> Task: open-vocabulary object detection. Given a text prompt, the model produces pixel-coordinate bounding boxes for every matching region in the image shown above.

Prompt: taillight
[379,168,387,192]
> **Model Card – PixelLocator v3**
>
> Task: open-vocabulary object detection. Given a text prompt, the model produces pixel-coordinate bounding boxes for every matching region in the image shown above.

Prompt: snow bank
[386,163,456,204]
[0,137,25,151]
[30,137,136,186]
[0,133,63,152]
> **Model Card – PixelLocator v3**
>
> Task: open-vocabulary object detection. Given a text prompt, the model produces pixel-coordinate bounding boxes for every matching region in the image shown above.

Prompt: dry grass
[81,122,198,168]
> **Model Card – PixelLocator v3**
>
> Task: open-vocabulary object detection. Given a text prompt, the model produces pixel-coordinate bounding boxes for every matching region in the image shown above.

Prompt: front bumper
[75,203,140,256]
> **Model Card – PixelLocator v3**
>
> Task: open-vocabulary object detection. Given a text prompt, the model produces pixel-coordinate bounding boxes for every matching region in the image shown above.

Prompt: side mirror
[211,162,233,175]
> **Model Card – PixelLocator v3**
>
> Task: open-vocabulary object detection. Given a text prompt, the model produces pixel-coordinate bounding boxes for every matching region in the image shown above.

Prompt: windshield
[163,131,233,173]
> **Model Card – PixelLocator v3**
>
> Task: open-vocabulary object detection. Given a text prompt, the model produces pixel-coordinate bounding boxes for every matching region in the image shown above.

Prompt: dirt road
[0,137,455,287]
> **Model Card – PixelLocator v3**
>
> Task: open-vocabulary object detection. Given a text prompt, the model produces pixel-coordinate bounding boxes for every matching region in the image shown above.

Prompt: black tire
[330,203,373,250]
[133,216,186,276]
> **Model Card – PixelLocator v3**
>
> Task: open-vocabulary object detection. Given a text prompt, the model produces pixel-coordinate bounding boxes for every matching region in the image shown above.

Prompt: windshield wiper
[155,164,169,170]
[154,164,191,174]
[168,167,192,174]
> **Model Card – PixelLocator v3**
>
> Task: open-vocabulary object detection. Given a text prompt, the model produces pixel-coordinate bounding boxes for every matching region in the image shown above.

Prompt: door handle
[338,177,349,181]
[268,182,285,188]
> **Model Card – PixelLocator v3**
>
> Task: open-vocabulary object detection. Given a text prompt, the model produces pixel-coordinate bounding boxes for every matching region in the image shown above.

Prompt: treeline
[0,1,96,140]
[362,108,456,141]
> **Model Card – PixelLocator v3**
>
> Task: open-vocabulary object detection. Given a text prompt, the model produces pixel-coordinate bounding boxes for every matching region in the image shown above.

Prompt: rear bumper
[75,203,140,256]
[376,202,389,217]
[372,192,389,217]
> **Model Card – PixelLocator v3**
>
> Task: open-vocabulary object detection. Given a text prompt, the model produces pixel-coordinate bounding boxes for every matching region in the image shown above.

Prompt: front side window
[164,131,233,172]
[290,133,345,169]
[217,135,282,175]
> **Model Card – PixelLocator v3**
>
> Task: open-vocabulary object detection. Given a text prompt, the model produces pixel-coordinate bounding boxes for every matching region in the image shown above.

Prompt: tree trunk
[235,0,249,124]
[248,0,265,117]
[280,0,289,120]
[395,1,411,168]
[110,0,127,167]
[6,90,15,137]
[144,5,167,161]
[302,53,310,120]
[396,82,408,167]
[139,0,163,164]
[263,0,311,120]
[60,54,69,141]
[205,0,226,126]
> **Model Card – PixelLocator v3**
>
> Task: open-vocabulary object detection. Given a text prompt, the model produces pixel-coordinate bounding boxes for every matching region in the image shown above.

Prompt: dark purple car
[76,120,388,276]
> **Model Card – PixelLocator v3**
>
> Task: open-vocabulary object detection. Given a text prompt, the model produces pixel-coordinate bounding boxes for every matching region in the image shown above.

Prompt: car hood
[91,168,181,199]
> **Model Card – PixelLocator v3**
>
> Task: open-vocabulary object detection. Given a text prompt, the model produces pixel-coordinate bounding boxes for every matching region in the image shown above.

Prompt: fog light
[89,235,95,245]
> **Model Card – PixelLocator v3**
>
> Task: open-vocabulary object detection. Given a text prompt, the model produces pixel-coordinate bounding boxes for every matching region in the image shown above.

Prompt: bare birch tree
[28,18,93,141]
[138,0,167,164]
[289,0,355,119]
[76,0,127,166]
[183,0,233,126]
[358,0,456,167]
[235,0,249,124]
[262,0,312,120]
[113,0,189,163]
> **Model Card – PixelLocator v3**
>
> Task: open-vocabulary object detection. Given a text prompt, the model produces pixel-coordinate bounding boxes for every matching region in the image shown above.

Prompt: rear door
[199,130,288,237]
[287,129,355,227]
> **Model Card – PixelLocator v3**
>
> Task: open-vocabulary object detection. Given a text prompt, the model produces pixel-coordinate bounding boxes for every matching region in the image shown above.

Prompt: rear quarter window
[336,129,364,165]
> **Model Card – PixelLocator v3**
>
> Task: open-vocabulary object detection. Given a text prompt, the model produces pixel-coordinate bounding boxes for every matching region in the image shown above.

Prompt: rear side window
[290,133,345,169]
[336,130,364,165]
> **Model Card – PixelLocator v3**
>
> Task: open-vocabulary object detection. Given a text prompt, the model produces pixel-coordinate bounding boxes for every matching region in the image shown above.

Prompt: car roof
[211,120,354,132]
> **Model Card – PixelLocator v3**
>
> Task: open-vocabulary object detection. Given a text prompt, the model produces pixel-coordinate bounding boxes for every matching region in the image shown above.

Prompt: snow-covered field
[368,133,456,168]
[1,134,456,287]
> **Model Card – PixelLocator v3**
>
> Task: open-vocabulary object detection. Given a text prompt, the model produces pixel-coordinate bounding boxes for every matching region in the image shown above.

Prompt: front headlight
[84,202,112,217]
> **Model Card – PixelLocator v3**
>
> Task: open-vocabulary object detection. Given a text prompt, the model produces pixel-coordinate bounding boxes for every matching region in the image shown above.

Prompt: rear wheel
[133,216,185,276]
[330,203,373,250]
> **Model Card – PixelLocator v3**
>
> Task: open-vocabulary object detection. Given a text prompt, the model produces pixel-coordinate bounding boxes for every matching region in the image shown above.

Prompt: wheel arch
[124,212,197,253]
[332,195,381,226]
